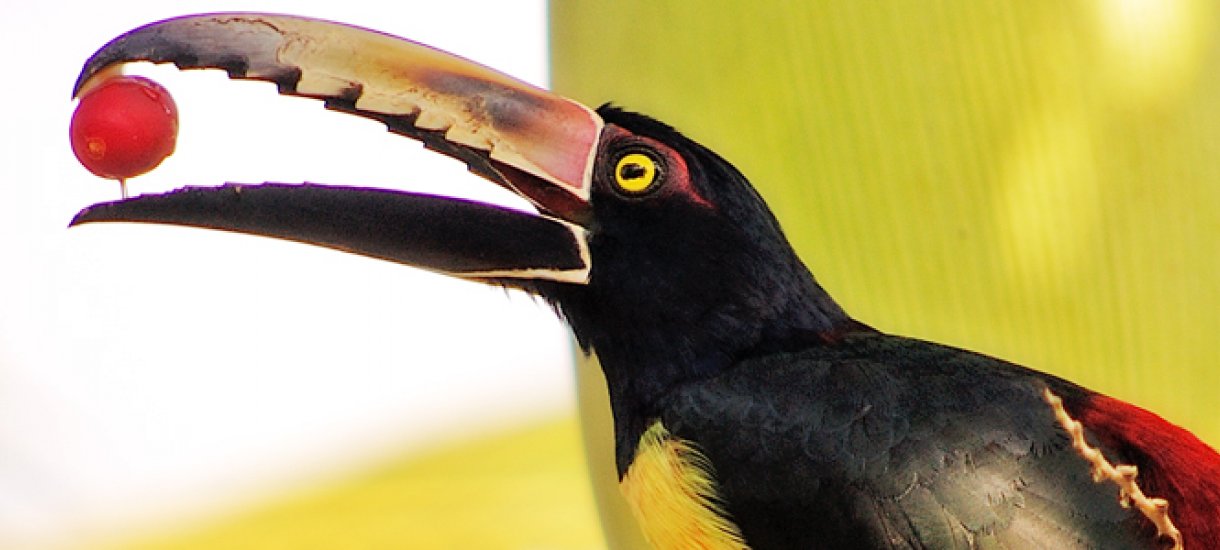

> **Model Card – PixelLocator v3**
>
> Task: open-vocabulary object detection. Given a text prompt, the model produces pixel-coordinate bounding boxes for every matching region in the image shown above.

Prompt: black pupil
[620,162,648,181]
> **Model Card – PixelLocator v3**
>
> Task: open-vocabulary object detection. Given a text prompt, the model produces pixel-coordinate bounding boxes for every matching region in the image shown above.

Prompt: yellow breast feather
[620,421,749,550]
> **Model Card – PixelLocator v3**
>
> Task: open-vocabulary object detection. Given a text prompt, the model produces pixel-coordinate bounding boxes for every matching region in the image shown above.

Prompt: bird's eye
[614,152,661,195]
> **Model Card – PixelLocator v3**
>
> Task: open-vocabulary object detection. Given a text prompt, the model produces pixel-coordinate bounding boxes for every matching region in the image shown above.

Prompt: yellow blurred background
[16,2,1216,549]
[118,418,601,549]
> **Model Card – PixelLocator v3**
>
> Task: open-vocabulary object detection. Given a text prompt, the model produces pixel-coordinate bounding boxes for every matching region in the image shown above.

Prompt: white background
[0,2,571,548]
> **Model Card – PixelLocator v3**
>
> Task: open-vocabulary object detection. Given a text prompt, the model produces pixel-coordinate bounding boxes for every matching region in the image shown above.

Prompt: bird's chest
[619,421,749,550]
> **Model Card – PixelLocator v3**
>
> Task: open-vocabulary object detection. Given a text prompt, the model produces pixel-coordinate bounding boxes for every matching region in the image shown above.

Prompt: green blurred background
[555,0,1220,429]
[556,2,1220,547]
[122,2,1220,548]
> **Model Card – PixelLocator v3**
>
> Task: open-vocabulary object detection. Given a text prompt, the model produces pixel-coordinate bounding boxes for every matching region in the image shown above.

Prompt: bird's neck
[551,259,863,475]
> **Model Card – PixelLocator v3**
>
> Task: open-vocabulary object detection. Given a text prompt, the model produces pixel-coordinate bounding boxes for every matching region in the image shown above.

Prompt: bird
[71,13,1220,549]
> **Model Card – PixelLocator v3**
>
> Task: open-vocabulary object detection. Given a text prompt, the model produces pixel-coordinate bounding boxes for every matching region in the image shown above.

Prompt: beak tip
[70,201,122,227]
[69,207,98,228]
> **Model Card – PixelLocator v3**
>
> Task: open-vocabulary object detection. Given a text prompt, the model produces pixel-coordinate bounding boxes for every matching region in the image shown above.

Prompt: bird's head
[71,14,859,428]
[540,106,856,421]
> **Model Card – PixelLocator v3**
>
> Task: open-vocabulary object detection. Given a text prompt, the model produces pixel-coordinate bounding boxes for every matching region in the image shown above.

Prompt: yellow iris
[614,153,658,194]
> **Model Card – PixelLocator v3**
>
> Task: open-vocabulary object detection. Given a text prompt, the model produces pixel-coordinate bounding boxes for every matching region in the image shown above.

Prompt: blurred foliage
[552,1,1220,547]
[115,418,601,550]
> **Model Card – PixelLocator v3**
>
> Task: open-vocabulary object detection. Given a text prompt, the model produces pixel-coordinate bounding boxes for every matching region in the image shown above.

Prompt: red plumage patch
[1076,394,1220,548]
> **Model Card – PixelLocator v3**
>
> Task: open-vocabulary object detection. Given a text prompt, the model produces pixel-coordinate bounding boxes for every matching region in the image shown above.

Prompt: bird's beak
[69,13,603,284]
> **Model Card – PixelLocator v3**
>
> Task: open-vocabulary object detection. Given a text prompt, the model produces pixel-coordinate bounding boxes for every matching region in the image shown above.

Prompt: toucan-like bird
[72,14,1220,549]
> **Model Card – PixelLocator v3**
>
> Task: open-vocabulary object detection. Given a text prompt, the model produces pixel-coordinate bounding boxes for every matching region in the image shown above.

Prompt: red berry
[70,75,178,181]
